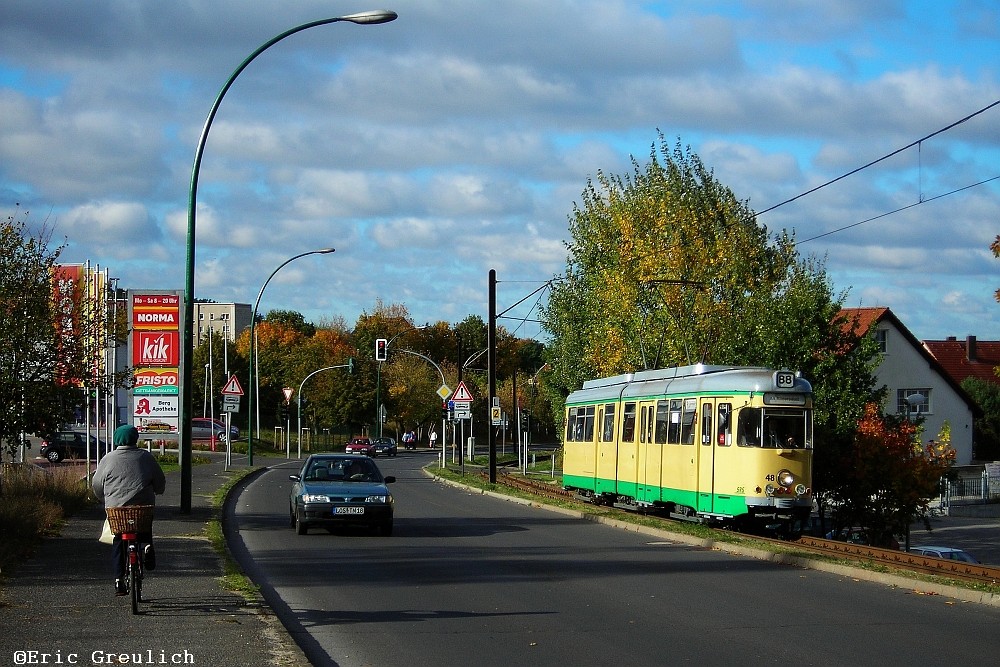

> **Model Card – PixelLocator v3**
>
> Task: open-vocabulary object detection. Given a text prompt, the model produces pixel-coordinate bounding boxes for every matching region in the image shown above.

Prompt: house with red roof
[840,307,980,465]
[922,336,1000,387]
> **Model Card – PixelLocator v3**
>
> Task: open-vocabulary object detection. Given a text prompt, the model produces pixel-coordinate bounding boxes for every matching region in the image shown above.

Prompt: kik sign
[133,331,180,366]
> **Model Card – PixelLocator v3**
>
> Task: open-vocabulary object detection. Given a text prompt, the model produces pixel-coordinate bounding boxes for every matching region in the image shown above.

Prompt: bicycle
[105,505,155,614]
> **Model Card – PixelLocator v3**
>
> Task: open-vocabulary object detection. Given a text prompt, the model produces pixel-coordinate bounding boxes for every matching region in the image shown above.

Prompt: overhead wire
[756,98,1000,217]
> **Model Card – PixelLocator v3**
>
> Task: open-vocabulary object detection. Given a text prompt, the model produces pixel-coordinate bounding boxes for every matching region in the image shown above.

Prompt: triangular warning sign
[221,375,244,396]
[452,380,474,402]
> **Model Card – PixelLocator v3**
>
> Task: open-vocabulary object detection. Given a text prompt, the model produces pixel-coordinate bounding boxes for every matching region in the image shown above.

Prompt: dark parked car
[39,431,108,463]
[345,437,374,456]
[288,454,395,535]
[191,417,229,441]
[372,437,397,457]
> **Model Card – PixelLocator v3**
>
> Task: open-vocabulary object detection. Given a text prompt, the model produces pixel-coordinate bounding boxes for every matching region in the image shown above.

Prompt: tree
[962,377,1000,461]
[540,136,879,438]
[0,211,92,460]
[828,404,955,547]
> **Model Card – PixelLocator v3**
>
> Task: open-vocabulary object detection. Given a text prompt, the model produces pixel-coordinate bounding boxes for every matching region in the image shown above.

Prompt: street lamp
[180,10,397,510]
[248,248,335,466]
[296,359,353,459]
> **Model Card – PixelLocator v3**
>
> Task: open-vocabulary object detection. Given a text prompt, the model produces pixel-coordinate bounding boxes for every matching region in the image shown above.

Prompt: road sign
[491,406,502,425]
[222,401,239,413]
[452,381,474,402]
[221,374,244,396]
[282,386,294,402]
[437,384,452,400]
[222,394,240,405]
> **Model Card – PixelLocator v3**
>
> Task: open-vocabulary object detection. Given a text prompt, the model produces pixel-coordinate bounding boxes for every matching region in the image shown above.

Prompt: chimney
[967,335,977,363]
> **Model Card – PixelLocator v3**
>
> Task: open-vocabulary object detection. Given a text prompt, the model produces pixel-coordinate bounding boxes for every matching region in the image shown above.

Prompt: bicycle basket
[106,505,155,534]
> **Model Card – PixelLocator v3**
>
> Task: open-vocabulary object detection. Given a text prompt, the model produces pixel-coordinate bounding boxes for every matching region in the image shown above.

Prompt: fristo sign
[134,368,179,395]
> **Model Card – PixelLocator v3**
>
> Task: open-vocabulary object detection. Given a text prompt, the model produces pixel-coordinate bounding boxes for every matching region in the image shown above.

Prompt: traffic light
[279,406,290,422]
[375,338,387,362]
[442,401,449,420]
[348,356,355,374]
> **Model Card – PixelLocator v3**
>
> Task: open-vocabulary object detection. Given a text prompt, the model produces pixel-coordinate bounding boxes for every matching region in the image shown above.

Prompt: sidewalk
[0,455,308,667]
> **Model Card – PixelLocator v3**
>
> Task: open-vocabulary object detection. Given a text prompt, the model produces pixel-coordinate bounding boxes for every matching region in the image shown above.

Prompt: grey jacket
[91,445,166,508]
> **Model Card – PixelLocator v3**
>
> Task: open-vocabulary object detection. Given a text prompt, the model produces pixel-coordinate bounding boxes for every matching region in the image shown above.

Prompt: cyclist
[92,424,166,596]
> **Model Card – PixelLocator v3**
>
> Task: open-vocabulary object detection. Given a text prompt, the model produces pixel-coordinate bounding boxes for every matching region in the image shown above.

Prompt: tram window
[680,399,696,445]
[566,406,595,442]
[622,403,636,442]
[737,408,762,447]
[601,403,616,442]
[667,399,681,444]
[717,403,732,446]
[655,401,669,444]
[639,405,648,443]
[763,409,807,448]
[701,402,712,445]
[581,406,595,441]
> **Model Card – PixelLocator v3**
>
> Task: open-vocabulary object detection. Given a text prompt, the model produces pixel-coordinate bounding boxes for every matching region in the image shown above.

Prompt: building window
[897,389,931,417]
[873,329,887,353]
[199,312,204,320]
[210,313,215,320]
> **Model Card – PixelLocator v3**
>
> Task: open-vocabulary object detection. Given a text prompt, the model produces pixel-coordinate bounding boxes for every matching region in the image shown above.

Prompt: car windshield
[304,458,380,483]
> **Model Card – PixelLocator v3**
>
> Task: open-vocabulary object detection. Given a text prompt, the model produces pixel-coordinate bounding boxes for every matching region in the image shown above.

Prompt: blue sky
[1,0,998,343]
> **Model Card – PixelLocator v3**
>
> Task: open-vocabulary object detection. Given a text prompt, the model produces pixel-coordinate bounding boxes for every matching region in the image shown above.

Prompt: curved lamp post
[296,359,353,459]
[180,10,398,511]
[248,248,335,466]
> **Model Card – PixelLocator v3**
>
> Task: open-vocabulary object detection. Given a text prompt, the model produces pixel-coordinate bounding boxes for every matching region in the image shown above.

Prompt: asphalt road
[227,452,1000,667]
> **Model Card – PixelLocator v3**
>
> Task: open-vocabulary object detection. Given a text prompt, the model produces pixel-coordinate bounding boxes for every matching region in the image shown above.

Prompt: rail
[488,470,1000,588]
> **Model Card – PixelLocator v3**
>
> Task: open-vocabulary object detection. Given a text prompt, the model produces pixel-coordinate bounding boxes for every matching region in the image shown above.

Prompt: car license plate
[334,507,364,515]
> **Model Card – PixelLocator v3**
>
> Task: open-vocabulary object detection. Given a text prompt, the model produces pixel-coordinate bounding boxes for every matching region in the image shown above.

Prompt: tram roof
[567,364,812,404]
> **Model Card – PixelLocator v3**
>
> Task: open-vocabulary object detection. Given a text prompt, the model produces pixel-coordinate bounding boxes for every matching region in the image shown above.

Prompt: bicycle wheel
[129,561,140,614]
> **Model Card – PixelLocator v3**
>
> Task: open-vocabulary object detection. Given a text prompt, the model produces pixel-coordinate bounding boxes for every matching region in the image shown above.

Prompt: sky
[1,0,998,344]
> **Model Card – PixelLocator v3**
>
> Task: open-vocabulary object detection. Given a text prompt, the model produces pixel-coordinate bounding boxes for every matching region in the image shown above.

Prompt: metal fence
[936,465,1000,513]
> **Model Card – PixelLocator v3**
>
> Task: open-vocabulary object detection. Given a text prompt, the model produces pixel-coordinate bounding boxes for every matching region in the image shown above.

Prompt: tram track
[490,470,1000,588]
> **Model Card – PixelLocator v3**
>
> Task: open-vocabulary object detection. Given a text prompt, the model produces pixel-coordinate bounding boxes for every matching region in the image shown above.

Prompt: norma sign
[133,331,180,366]
[132,294,180,330]
[133,368,179,395]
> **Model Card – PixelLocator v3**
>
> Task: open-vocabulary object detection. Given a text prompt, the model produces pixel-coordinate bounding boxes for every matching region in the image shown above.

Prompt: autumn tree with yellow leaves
[541,136,880,444]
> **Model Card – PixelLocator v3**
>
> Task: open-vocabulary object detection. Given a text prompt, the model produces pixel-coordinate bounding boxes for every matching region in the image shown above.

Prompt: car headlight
[366,495,388,504]
[302,494,330,503]
[777,469,795,487]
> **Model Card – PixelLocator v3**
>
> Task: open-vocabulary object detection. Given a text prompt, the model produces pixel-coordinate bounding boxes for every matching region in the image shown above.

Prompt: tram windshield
[736,407,812,449]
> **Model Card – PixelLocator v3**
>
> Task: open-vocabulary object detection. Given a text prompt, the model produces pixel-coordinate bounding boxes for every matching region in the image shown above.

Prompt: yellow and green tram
[563,364,813,530]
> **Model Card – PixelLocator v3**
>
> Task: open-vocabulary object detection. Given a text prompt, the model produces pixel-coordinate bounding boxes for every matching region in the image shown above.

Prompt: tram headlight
[777,469,795,487]
[794,483,807,497]
[765,484,776,496]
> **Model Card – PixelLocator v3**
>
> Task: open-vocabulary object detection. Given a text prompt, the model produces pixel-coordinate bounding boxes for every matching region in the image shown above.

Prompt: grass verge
[206,466,262,599]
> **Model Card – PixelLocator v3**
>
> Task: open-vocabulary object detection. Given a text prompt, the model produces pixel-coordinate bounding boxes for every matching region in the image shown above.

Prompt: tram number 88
[774,371,795,389]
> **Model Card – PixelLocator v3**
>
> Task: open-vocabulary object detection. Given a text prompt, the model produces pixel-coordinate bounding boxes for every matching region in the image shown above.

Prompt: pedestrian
[429,430,438,448]
[92,424,166,596]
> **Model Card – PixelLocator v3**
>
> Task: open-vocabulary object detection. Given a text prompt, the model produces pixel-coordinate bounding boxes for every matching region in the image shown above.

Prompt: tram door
[696,399,717,513]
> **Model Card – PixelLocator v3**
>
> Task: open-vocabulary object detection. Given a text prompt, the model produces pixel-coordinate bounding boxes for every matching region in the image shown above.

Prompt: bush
[0,464,93,575]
